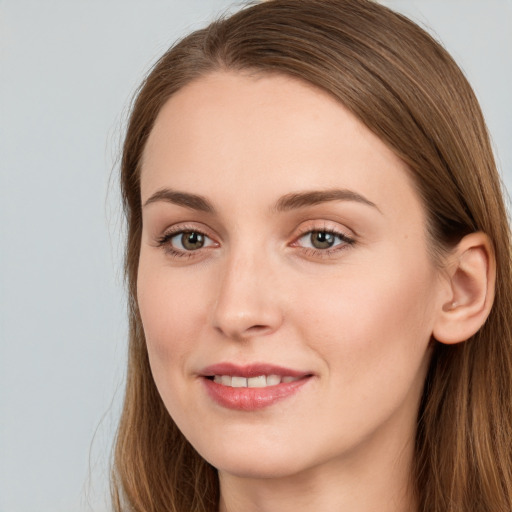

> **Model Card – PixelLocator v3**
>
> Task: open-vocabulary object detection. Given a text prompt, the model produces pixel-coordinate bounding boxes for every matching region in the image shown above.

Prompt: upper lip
[200,362,311,378]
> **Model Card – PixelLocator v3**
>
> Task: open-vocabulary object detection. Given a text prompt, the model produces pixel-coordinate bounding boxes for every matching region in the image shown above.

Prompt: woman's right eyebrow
[143,188,215,213]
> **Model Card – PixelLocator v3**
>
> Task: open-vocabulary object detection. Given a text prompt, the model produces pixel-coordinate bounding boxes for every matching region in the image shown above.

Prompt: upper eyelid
[159,222,215,238]
[293,220,355,238]
[296,225,348,235]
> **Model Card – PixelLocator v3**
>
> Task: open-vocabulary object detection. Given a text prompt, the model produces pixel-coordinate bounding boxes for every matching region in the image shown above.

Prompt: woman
[111,1,512,511]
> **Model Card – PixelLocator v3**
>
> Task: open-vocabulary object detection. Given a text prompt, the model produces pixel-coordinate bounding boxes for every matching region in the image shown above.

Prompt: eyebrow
[143,188,215,212]
[142,187,379,214]
[273,189,380,213]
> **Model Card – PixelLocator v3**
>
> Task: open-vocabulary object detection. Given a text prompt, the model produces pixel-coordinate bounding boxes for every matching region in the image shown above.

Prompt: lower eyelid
[299,245,349,259]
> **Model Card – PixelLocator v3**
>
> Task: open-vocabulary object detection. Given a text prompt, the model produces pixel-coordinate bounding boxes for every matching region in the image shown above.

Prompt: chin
[215,457,305,480]
[194,435,319,480]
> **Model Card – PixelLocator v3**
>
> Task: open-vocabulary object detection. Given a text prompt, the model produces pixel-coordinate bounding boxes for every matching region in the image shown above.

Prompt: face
[137,72,443,482]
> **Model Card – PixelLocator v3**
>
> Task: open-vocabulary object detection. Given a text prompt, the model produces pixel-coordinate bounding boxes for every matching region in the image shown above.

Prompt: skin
[137,71,453,512]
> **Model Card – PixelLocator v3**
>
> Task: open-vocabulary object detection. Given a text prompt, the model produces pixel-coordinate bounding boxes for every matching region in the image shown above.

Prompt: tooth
[247,376,267,388]
[221,375,232,386]
[266,375,281,386]
[213,375,222,384]
[231,376,248,388]
[282,376,299,383]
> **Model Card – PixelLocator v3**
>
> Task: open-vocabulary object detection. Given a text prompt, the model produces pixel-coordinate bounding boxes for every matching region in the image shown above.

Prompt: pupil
[182,232,204,250]
[312,231,334,249]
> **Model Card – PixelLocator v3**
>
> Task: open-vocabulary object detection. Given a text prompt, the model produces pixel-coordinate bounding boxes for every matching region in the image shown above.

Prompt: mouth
[207,374,302,388]
[200,363,313,410]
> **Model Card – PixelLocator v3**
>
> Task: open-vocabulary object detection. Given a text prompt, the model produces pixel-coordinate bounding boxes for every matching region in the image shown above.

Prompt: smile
[200,363,312,410]
[211,375,301,387]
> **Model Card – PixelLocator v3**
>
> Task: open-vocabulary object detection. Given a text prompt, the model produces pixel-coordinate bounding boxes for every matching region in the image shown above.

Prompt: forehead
[140,71,421,223]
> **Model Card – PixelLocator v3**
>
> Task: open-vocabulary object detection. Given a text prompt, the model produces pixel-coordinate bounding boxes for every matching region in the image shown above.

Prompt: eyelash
[155,225,355,260]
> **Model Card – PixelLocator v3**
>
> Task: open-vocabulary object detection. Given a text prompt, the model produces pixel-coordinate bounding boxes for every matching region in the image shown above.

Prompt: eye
[295,229,354,251]
[156,228,217,257]
[171,231,209,251]
[303,231,337,249]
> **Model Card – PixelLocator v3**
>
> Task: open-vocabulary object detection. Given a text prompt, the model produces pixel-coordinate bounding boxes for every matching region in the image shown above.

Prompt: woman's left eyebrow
[272,189,381,213]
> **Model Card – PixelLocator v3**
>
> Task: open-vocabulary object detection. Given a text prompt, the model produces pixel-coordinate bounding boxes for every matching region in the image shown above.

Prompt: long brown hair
[112,1,512,510]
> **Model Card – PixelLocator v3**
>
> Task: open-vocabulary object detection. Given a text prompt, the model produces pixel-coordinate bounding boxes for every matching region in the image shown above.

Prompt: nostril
[247,325,271,333]
[212,297,283,340]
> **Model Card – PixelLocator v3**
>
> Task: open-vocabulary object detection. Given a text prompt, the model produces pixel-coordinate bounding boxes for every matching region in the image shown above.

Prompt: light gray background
[1,1,510,511]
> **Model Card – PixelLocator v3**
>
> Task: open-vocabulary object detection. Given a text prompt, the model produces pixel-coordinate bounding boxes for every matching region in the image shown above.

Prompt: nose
[211,249,284,341]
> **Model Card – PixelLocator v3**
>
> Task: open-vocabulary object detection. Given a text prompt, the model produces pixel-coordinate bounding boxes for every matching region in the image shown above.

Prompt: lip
[201,362,310,379]
[200,362,313,411]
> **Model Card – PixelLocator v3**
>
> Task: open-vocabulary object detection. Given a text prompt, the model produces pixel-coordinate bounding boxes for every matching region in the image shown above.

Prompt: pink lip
[200,362,313,411]
[201,362,309,378]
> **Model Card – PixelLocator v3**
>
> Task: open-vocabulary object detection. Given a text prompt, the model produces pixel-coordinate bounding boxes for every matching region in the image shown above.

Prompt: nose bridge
[212,240,283,340]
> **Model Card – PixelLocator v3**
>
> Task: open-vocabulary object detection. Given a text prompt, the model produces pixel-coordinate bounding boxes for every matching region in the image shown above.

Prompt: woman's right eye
[172,231,208,251]
[157,230,217,256]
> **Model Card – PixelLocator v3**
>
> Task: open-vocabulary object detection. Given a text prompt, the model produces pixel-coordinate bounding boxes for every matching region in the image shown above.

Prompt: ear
[433,232,496,345]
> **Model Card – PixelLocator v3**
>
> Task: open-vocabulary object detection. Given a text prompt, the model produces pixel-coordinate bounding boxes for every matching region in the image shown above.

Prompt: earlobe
[433,232,496,345]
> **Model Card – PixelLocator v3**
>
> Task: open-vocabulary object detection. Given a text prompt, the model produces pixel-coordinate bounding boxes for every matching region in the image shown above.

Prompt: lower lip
[202,377,311,411]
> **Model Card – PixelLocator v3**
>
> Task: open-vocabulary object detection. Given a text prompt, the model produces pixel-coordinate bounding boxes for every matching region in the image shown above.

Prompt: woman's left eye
[295,230,354,251]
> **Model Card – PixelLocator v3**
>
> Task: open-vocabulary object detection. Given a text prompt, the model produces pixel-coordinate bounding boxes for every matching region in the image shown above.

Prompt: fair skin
[137,72,494,512]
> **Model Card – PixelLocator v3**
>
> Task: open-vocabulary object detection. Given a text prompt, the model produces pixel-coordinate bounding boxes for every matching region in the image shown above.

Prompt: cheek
[281,255,437,452]
[137,263,208,380]
[294,249,438,388]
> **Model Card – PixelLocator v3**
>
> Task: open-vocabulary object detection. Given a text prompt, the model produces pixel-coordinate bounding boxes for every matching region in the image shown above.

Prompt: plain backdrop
[1,1,511,511]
